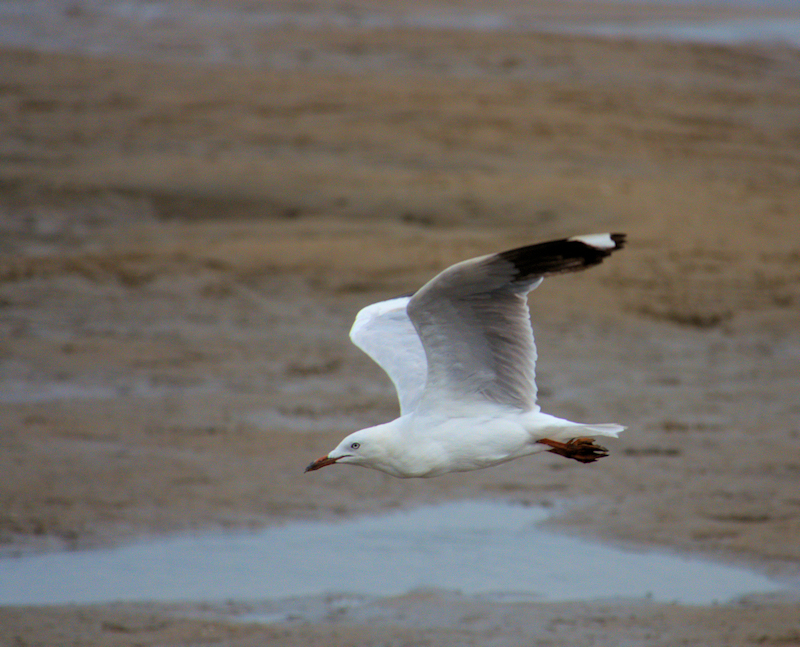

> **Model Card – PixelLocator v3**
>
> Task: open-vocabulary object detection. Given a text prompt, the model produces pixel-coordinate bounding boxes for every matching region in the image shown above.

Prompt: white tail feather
[574,423,625,438]
[544,423,624,442]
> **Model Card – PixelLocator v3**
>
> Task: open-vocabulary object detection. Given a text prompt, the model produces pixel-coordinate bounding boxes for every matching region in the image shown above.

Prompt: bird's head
[304,430,375,473]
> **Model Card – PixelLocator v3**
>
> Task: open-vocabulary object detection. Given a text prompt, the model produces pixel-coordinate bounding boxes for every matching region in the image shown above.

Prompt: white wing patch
[568,233,616,249]
[349,297,427,415]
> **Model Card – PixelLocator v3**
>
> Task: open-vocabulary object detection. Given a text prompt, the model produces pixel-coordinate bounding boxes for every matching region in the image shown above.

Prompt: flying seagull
[306,233,626,478]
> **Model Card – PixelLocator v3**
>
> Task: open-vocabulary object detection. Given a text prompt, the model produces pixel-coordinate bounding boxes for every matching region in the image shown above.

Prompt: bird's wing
[349,296,428,415]
[407,233,626,414]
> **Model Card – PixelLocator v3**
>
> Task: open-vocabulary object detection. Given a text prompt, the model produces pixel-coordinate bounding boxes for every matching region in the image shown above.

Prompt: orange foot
[537,437,609,464]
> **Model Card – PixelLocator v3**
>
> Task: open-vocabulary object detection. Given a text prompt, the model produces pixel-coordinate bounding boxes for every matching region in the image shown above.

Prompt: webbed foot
[537,437,609,463]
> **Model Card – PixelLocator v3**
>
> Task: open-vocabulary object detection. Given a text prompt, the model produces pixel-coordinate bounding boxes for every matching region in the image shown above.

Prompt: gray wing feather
[408,257,541,412]
[407,233,625,413]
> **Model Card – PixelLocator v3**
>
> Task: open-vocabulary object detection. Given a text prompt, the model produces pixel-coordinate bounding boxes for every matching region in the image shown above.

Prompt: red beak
[305,455,339,473]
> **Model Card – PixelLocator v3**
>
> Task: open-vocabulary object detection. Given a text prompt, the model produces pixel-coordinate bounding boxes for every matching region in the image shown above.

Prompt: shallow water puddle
[570,18,800,47]
[0,501,788,607]
[0,378,219,404]
[3,0,800,61]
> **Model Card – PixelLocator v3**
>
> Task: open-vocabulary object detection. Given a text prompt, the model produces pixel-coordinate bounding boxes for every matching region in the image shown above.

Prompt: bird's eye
[350,442,361,450]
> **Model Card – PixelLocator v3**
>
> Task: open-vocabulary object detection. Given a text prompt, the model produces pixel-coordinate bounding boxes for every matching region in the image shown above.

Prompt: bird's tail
[576,423,625,438]
[544,423,625,441]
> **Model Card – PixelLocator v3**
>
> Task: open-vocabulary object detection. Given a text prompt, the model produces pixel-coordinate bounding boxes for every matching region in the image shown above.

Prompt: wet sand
[2,0,800,644]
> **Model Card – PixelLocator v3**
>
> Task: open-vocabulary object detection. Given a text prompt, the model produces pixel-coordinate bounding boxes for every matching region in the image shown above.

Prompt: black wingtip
[496,232,626,281]
[610,232,627,249]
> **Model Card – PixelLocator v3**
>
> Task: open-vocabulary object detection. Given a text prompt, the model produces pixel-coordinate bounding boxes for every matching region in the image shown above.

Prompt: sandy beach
[2,0,800,644]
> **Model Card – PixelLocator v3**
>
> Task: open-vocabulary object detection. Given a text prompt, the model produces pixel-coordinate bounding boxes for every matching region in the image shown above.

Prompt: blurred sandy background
[1,0,800,644]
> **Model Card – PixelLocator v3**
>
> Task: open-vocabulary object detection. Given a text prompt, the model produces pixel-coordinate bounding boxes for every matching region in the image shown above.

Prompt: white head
[304,424,399,475]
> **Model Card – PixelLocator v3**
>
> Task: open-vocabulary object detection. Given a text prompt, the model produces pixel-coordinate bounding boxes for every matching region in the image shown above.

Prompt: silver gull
[306,233,626,478]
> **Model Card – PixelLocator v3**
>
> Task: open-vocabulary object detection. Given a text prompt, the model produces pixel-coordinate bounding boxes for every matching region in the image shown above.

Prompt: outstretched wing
[349,296,427,415]
[407,233,626,414]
